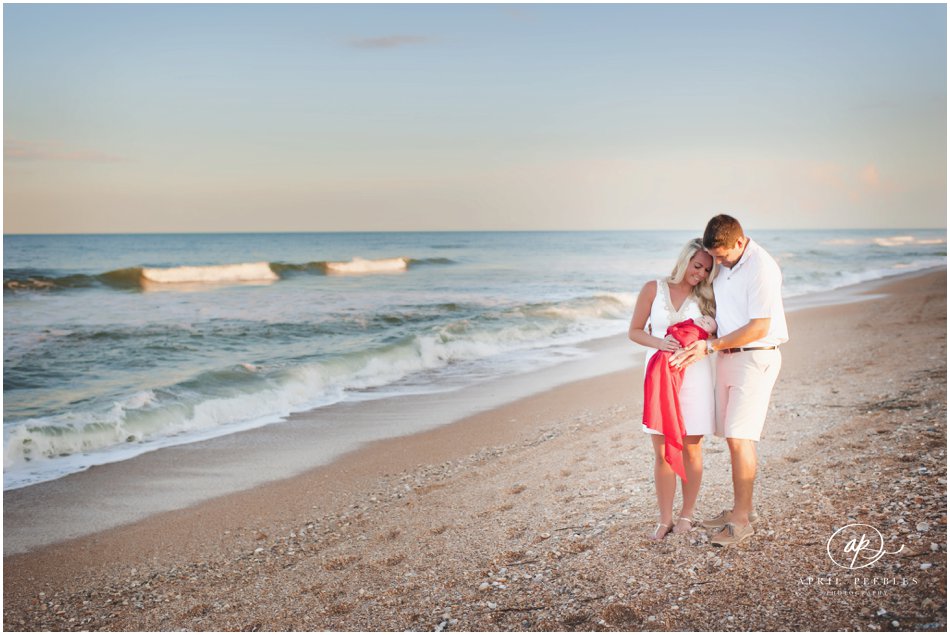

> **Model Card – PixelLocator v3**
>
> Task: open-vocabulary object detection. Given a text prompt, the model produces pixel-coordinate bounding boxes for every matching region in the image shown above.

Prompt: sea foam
[325,257,409,275]
[2,291,633,488]
[4,256,447,292]
[141,262,279,284]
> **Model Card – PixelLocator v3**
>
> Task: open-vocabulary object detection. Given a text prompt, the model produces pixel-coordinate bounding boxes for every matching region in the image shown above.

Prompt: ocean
[3,229,946,490]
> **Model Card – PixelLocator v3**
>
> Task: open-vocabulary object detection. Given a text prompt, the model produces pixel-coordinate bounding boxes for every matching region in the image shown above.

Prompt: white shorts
[714,349,781,441]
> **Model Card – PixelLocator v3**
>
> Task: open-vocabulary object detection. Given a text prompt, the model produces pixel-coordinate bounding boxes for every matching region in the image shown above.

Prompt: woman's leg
[651,434,676,539]
[675,434,704,533]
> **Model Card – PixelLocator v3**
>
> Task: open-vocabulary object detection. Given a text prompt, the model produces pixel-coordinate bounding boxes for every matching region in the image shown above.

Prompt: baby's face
[696,315,716,332]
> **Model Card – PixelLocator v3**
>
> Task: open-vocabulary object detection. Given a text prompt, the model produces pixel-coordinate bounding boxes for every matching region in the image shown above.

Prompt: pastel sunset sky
[3,3,947,233]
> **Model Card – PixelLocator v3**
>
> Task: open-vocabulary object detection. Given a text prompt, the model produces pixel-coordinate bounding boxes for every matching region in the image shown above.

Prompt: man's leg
[726,438,756,526]
[718,350,779,527]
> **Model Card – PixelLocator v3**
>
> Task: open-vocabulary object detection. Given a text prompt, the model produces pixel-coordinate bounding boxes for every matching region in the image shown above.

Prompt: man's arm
[669,317,771,369]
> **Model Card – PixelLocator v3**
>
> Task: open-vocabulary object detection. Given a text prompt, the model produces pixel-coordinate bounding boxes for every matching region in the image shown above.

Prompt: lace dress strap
[658,278,693,328]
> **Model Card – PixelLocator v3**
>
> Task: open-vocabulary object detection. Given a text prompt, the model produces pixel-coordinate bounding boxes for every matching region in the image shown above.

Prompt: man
[670,214,788,546]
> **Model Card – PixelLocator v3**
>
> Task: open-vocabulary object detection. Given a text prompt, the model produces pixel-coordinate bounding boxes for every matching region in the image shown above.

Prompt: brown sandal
[710,522,755,546]
[701,509,759,531]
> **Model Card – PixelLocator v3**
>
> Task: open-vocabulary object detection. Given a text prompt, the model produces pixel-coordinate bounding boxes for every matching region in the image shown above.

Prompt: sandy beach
[3,268,946,632]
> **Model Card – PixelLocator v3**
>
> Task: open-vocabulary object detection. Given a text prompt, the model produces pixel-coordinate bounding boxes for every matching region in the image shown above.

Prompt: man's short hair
[703,214,745,249]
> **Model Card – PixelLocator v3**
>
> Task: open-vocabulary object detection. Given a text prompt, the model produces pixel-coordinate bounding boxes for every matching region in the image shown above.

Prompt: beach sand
[3,269,946,631]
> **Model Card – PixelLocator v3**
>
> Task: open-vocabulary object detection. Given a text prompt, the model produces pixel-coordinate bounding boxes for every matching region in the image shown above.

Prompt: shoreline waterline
[3,266,944,556]
[5,229,945,489]
[4,260,944,493]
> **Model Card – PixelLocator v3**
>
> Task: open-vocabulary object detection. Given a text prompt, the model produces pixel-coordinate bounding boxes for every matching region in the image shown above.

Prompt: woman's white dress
[642,279,715,436]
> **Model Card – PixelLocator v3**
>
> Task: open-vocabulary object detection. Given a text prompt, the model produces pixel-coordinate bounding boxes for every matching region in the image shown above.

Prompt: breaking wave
[2,291,632,488]
[326,256,408,275]
[4,257,455,292]
[142,262,278,284]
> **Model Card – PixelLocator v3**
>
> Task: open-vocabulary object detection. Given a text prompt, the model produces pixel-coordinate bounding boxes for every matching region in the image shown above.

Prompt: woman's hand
[658,335,681,352]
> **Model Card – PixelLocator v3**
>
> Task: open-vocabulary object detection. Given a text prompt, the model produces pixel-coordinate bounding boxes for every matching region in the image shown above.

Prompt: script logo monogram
[826,523,904,570]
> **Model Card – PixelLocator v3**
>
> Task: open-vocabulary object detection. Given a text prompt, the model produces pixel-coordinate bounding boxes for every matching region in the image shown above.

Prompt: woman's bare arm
[628,280,679,352]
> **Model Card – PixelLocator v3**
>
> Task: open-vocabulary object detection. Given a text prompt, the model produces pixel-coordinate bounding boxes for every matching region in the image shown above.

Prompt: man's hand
[669,340,706,370]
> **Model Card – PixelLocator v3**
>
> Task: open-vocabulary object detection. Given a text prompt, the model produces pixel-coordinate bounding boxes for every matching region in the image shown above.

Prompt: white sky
[4,3,947,233]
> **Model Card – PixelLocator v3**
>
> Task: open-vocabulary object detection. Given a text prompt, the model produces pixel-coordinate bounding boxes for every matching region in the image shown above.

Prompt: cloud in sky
[861,163,882,189]
[805,161,901,204]
[499,6,536,22]
[347,35,432,49]
[5,139,125,163]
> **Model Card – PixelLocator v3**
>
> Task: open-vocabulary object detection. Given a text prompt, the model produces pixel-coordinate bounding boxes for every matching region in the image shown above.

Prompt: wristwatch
[705,340,715,355]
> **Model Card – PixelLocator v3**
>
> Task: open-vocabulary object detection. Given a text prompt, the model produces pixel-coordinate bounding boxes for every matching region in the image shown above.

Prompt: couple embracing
[628,214,788,547]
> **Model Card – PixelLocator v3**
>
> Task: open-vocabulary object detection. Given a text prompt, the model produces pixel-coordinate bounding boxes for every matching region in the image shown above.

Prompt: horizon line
[3,226,948,237]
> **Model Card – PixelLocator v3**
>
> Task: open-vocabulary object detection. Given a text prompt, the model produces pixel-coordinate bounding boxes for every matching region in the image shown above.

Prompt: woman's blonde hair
[667,238,716,317]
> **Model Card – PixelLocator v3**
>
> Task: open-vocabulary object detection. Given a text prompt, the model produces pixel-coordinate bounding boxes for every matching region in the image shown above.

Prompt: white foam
[782,259,946,299]
[821,238,862,246]
[325,257,409,275]
[874,235,917,247]
[2,298,633,489]
[514,293,634,321]
[141,262,278,284]
[822,235,946,248]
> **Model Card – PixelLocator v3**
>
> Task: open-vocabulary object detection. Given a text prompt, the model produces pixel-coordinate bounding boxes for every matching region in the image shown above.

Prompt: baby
[643,315,717,481]
[693,315,717,336]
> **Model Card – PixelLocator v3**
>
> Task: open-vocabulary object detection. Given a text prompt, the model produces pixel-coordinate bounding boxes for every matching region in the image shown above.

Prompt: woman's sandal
[649,521,675,541]
[673,516,695,535]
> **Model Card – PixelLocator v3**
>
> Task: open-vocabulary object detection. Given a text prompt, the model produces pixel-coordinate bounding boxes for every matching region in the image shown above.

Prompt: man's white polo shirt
[712,238,788,347]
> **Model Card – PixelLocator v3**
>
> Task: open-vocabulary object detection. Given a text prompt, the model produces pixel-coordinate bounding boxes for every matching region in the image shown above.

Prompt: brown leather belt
[720,346,778,354]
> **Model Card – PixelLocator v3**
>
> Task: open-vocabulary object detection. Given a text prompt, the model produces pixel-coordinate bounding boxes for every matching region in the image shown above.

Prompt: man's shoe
[701,509,759,531]
[710,522,754,547]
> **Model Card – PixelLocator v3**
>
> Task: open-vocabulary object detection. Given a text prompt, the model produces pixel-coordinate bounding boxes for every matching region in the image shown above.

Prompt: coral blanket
[643,319,710,481]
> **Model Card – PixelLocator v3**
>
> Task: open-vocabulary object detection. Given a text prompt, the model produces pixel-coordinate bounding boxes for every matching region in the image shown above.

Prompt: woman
[628,238,716,541]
